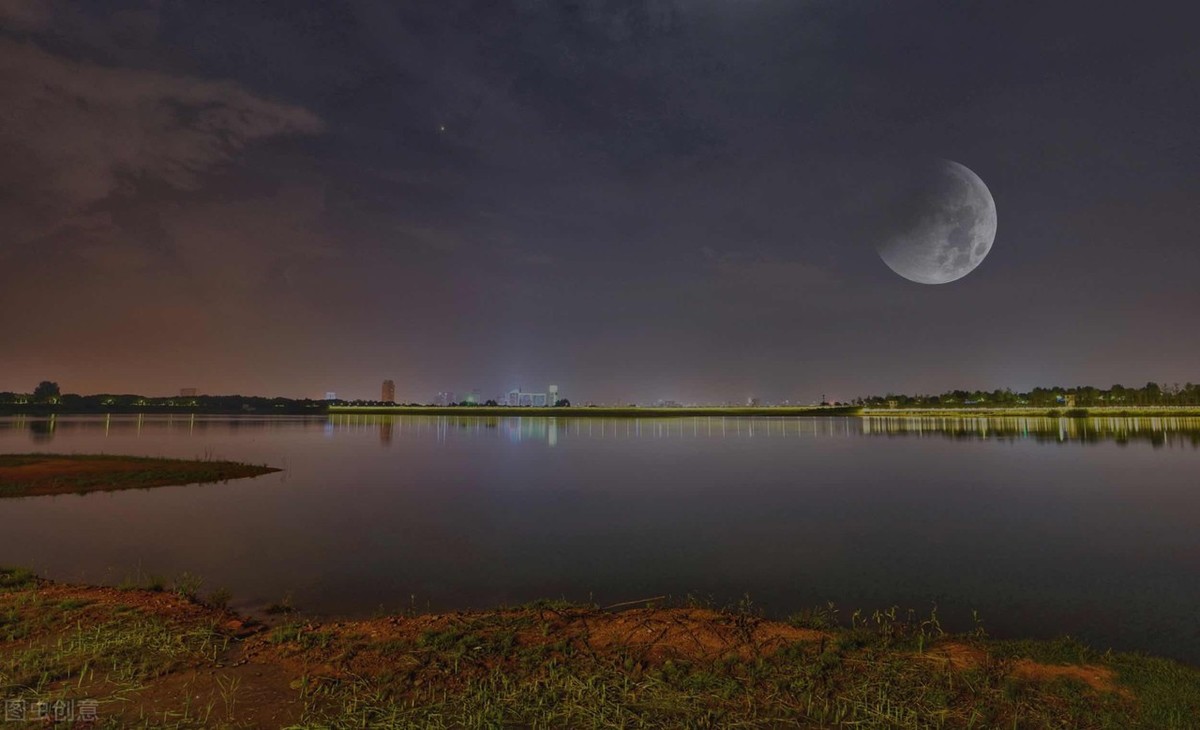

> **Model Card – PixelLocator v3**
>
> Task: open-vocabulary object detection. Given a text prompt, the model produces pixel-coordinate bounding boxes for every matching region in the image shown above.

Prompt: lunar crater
[877,160,997,285]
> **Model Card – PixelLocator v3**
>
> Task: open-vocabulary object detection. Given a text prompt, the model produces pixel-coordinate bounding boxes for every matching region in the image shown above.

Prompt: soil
[0,578,1144,728]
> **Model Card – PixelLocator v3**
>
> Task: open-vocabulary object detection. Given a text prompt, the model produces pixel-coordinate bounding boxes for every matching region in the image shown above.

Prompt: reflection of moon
[877,160,997,285]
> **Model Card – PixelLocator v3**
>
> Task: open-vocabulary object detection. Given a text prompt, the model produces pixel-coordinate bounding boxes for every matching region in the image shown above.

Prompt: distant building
[435,391,455,406]
[179,388,197,398]
[464,389,481,405]
[747,396,761,407]
[381,379,395,403]
[507,386,554,407]
[325,392,337,401]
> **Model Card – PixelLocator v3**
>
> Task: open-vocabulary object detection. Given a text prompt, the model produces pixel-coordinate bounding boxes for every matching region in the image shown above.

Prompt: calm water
[2,414,1199,663]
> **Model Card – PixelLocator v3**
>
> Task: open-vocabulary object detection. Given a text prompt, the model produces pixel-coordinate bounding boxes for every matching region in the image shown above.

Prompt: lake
[2,413,1198,663]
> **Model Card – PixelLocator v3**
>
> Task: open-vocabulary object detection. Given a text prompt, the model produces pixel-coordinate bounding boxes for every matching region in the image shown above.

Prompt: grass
[279,602,1200,729]
[1,572,1197,728]
[0,572,231,728]
[0,453,279,498]
[863,405,1200,418]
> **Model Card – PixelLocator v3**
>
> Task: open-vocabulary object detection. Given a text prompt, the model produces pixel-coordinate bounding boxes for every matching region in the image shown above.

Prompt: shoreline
[327,405,861,417]
[861,406,1200,418]
[0,569,1196,728]
[0,453,279,499]
[6,405,1200,419]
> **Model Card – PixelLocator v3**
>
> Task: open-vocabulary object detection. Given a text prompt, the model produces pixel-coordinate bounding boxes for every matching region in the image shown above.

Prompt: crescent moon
[877,160,997,285]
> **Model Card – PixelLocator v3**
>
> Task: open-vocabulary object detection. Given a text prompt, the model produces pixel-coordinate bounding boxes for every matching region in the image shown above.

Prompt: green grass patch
[0,567,37,592]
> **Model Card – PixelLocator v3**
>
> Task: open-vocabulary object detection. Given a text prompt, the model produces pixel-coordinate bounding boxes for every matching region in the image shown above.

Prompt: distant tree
[1144,381,1162,405]
[484,399,498,406]
[554,398,571,407]
[33,381,60,403]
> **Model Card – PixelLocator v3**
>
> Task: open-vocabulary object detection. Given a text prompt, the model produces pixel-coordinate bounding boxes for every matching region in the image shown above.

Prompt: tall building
[381,379,395,403]
[506,386,557,407]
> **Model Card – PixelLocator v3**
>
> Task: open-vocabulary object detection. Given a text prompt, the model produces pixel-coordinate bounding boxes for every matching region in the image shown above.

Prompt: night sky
[2,1,1197,403]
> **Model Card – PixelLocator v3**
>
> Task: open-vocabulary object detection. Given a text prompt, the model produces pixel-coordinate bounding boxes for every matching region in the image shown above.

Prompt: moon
[876,160,997,285]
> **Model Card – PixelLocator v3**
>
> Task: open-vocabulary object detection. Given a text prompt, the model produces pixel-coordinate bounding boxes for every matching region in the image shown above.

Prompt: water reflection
[861,415,1200,448]
[0,414,329,442]
[318,414,1200,449]
[324,413,864,445]
[27,415,56,443]
[5,413,1199,449]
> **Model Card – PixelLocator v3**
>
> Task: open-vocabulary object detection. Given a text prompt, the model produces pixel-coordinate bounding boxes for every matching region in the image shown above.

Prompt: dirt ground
[0,574,1151,729]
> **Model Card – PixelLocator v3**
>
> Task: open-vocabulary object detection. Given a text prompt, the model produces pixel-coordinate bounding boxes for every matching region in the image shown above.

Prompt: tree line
[855,382,1200,408]
[0,382,328,414]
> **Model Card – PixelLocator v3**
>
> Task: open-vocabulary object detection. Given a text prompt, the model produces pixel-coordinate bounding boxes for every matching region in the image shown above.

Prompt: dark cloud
[0,37,323,250]
[1,0,1197,401]
[0,0,52,31]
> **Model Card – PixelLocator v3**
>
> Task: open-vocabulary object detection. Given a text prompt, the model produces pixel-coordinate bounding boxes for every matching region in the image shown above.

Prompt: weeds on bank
[265,593,296,616]
[0,566,37,592]
[1,612,226,696]
[4,573,1200,729]
[282,599,1200,730]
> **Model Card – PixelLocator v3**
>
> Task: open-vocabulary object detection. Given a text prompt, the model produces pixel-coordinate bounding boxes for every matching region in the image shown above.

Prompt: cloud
[0,38,323,250]
[0,0,51,31]
[0,30,334,388]
[0,0,160,47]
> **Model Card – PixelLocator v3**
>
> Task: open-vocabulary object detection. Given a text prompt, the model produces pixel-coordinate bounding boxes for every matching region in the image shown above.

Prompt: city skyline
[8,378,1196,411]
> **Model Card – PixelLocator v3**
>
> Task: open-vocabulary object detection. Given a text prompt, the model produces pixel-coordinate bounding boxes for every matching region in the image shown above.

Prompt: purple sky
[1,1,1197,403]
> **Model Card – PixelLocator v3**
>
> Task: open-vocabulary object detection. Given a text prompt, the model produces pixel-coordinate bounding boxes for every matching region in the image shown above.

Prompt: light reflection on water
[1,414,1199,663]
[329,413,867,446]
[860,415,1200,447]
[10,413,1200,448]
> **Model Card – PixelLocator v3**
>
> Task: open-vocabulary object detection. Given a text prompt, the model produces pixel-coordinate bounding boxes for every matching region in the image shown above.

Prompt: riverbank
[9,405,1200,420]
[329,405,861,417]
[1,570,1195,728]
[0,454,278,498]
[862,406,1200,418]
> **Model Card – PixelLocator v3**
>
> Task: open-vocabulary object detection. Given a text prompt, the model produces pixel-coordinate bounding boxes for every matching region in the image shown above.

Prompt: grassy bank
[0,454,279,498]
[861,406,1200,418]
[1,570,1196,728]
[329,405,861,418]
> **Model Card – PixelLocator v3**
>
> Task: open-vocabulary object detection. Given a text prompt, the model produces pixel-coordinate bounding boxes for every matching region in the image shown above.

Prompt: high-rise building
[381,379,395,403]
[505,385,559,407]
[325,392,337,401]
